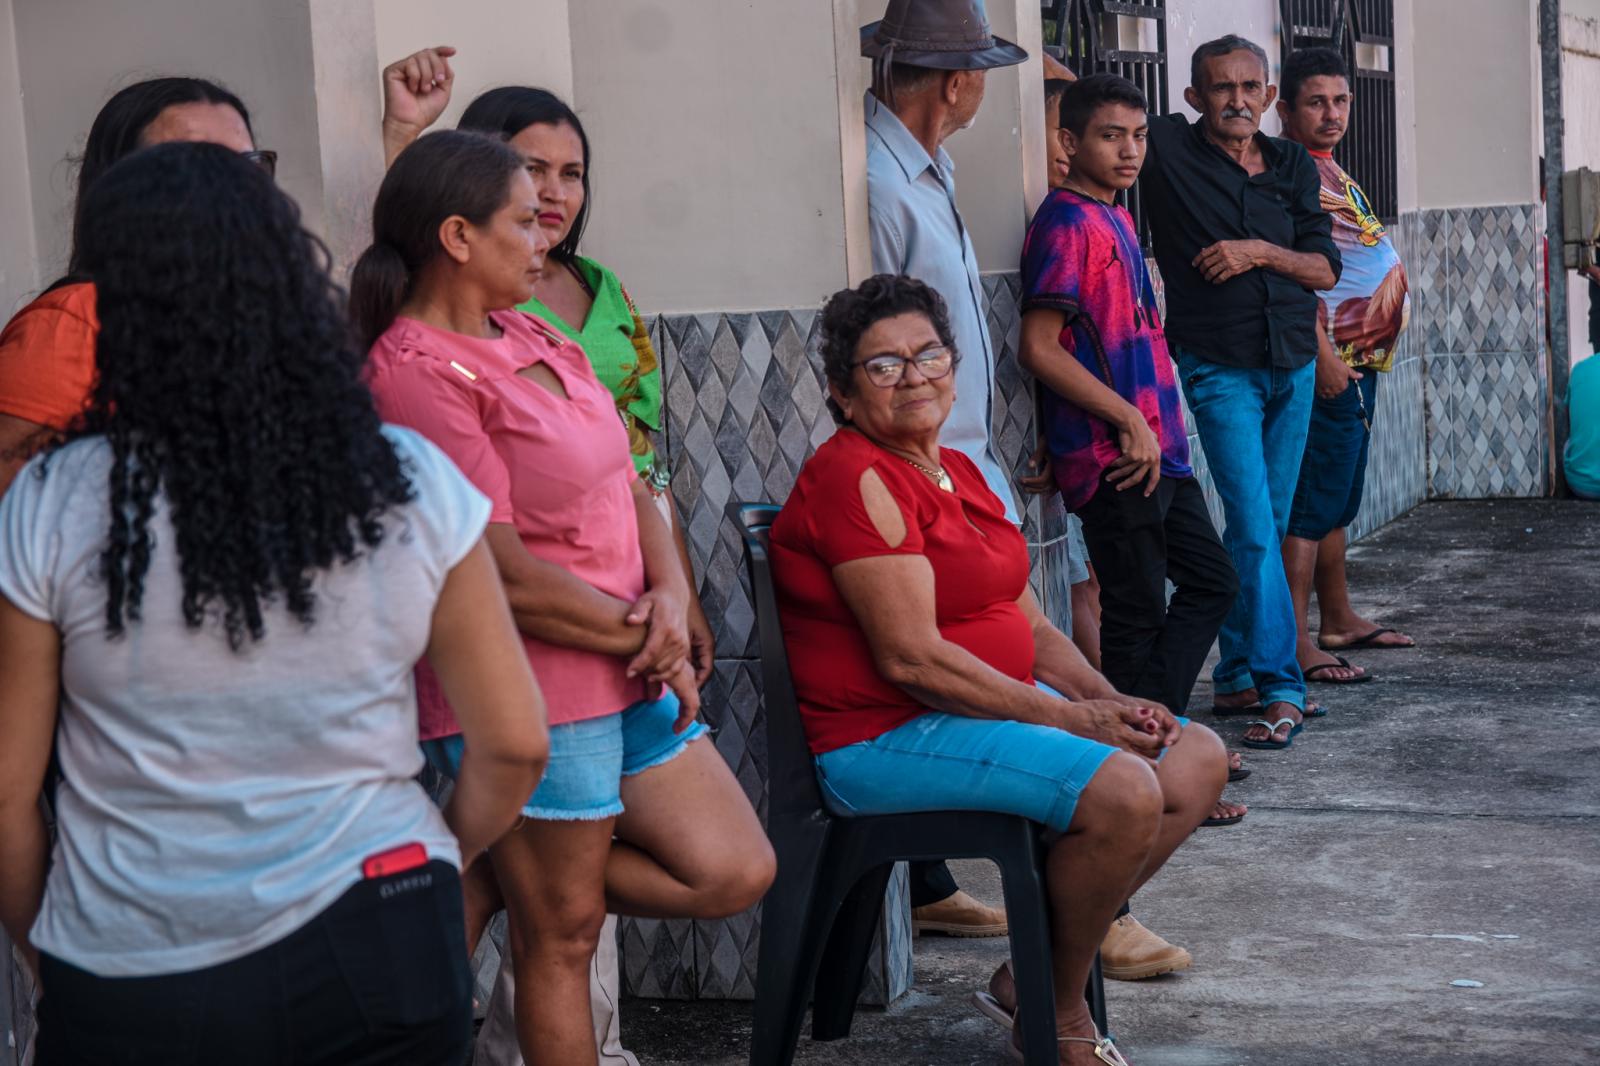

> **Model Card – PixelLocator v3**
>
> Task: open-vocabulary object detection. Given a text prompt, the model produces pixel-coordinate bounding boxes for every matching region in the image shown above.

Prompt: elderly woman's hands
[1057,698,1174,764]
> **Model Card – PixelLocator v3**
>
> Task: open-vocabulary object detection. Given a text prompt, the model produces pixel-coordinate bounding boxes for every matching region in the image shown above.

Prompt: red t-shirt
[769,430,1035,754]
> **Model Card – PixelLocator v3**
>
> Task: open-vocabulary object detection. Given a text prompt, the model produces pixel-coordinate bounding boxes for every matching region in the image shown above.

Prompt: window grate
[1280,0,1399,223]
[1041,0,1169,249]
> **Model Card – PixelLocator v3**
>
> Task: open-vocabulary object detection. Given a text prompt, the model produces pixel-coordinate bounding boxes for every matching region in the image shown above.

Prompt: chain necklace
[900,456,954,492]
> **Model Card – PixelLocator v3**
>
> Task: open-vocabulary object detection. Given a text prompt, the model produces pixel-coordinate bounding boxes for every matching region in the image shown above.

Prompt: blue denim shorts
[422,691,707,822]
[1288,372,1379,541]
[812,684,1189,833]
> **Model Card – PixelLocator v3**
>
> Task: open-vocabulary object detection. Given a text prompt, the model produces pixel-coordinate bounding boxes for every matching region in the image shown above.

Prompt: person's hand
[1106,410,1161,495]
[661,659,703,733]
[1018,435,1057,496]
[382,46,456,159]
[1059,698,1166,763]
[1103,694,1182,748]
[1193,239,1263,284]
[625,587,690,681]
[686,595,715,688]
[1582,263,1600,285]
[1315,352,1362,400]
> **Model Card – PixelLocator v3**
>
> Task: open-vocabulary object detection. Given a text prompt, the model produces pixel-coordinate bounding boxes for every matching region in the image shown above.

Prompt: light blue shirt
[864,92,1018,522]
[1566,354,1600,499]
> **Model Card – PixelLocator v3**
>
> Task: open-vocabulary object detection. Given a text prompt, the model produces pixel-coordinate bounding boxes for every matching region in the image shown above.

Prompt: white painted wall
[1411,0,1539,209]
[372,0,574,124]
[568,0,849,313]
[12,0,333,283]
[0,0,37,318]
[1165,0,1283,134]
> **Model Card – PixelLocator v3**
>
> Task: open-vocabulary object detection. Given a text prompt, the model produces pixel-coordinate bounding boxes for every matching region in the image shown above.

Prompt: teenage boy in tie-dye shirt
[1020,74,1237,726]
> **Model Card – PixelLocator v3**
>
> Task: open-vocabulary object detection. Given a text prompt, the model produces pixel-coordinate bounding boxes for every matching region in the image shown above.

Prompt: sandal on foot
[1219,699,1323,719]
[1006,1027,1132,1065]
[1240,716,1304,750]
[1319,626,1414,651]
[1228,765,1251,782]
[971,990,1014,1030]
[1201,809,1246,827]
[1303,655,1371,684]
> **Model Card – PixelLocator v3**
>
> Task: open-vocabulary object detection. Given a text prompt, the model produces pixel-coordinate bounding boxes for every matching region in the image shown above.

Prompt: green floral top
[519,256,667,488]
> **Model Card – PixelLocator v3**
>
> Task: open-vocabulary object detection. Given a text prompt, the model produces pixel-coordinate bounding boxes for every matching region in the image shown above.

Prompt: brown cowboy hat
[860,0,1029,71]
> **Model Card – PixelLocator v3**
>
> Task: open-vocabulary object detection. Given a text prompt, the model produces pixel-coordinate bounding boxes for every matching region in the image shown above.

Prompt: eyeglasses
[240,149,278,179]
[852,346,955,387]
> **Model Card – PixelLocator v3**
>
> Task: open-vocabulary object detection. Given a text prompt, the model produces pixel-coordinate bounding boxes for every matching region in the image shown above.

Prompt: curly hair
[64,142,414,649]
[818,274,959,425]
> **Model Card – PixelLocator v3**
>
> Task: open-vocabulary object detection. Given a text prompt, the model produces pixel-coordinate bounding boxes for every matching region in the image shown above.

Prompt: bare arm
[831,551,1163,758]
[0,414,49,498]
[381,46,456,167]
[0,595,59,979]
[1193,239,1336,290]
[1019,309,1161,495]
[483,523,645,657]
[425,539,549,863]
[665,490,715,686]
[1018,585,1117,700]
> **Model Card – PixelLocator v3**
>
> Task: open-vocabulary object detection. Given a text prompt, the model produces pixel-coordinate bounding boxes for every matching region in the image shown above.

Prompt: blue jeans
[1175,351,1313,710]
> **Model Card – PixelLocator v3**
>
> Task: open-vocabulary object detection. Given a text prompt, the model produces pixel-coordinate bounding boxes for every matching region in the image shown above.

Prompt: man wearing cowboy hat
[859,0,1026,941]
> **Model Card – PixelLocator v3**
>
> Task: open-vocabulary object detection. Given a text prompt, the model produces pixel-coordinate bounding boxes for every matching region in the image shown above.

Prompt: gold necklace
[901,456,954,492]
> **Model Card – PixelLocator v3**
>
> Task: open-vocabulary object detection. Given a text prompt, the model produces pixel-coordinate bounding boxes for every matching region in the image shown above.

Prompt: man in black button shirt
[1140,35,1341,751]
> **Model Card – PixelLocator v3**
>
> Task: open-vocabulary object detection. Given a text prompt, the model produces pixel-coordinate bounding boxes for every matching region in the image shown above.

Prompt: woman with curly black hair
[354,129,774,1066]
[0,142,550,1066]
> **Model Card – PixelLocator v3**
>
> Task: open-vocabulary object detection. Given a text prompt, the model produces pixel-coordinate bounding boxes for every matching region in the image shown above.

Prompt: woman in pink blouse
[353,130,774,1065]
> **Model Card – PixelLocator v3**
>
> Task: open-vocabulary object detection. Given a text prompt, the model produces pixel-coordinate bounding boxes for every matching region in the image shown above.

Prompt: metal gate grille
[1280,0,1399,222]
[1041,0,1169,248]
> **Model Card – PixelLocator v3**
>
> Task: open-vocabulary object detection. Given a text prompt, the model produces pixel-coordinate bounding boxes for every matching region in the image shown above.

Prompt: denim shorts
[1065,513,1092,586]
[812,684,1188,833]
[1288,372,1379,540]
[423,691,707,822]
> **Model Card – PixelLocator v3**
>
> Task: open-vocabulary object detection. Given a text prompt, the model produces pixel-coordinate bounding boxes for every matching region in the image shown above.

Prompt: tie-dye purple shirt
[1020,189,1192,511]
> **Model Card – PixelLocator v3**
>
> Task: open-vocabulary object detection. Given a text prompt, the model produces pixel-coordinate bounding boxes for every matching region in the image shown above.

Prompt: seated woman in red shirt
[770,275,1226,1066]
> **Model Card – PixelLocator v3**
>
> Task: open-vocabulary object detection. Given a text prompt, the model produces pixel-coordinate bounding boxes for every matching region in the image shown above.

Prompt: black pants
[37,860,472,1066]
[1076,476,1238,715]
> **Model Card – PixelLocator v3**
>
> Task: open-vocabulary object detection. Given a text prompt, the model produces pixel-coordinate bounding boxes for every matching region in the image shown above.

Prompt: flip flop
[1303,655,1372,684]
[1201,809,1246,827]
[1240,716,1304,750]
[1228,765,1251,782]
[1006,1026,1132,1065]
[970,990,1014,1030]
[1319,626,1415,651]
[1216,699,1324,718]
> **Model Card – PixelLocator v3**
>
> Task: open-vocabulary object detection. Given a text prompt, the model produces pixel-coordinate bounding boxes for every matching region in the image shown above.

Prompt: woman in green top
[383,72,714,678]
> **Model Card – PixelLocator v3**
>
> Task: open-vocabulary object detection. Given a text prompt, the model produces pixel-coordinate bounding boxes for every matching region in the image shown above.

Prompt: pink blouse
[367,310,649,734]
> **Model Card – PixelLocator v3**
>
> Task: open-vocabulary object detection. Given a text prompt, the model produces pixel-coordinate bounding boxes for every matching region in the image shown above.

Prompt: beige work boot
[1099,914,1192,980]
[910,890,1008,937]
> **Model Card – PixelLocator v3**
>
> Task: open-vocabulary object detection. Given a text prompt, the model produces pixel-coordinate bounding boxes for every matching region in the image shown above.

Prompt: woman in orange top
[0,76,269,495]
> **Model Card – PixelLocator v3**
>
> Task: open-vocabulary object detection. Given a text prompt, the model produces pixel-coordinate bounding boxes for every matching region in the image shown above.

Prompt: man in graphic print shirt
[1276,47,1417,685]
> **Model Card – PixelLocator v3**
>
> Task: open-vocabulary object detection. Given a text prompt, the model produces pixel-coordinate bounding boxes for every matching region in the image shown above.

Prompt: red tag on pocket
[361,842,428,879]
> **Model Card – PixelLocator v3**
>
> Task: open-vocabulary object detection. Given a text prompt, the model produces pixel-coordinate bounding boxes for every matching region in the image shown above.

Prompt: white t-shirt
[0,425,489,977]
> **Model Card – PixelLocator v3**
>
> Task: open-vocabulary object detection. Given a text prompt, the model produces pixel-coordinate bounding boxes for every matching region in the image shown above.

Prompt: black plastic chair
[729,502,1107,1066]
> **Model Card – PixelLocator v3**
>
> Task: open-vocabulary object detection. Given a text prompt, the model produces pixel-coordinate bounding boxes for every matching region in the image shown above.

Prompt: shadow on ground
[622,500,1600,1065]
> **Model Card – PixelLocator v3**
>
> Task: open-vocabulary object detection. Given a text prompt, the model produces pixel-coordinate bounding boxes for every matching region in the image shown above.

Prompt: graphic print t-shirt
[1020,188,1191,511]
[1312,152,1409,370]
